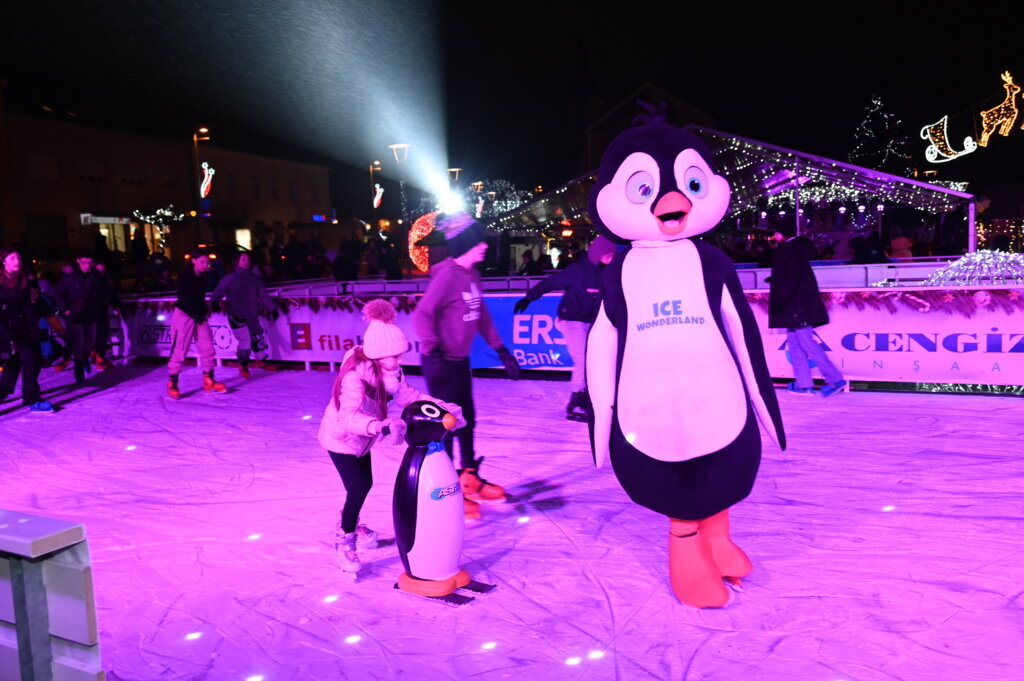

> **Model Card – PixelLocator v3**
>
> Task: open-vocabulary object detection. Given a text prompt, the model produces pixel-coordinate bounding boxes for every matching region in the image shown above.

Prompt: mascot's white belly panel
[618,240,746,461]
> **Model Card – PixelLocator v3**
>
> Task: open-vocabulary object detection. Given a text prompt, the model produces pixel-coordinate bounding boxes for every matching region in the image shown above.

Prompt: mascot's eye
[421,404,441,418]
[625,171,656,204]
[683,166,709,198]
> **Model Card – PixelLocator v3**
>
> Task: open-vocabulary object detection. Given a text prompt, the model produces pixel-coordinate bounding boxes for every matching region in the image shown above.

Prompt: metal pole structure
[192,127,210,243]
[967,199,977,252]
[793,160,802,238]
[369,160,382,228]
[388,144,411,224]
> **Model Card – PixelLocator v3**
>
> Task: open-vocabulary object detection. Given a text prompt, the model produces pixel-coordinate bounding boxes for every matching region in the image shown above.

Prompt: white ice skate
[355,523,379,551]
[335,532,361,579]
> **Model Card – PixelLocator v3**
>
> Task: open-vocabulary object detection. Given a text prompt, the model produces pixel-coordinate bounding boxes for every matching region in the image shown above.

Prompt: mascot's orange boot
[699,509,753,588]
[668,518,729,608]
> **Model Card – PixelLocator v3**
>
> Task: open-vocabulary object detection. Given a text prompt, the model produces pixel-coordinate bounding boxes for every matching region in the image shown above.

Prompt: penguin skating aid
[392,400,495,606]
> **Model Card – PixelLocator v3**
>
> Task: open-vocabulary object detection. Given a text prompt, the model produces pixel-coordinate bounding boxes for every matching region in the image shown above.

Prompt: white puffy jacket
[317,358,431,456]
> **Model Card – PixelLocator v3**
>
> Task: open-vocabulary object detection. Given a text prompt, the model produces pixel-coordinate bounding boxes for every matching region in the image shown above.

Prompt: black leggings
[329,451,373,534]
[0,341,42,405]
[420,354,476,469]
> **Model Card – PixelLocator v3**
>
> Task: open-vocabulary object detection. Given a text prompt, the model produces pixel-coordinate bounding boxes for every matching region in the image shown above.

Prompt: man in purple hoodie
[413,213,521,519]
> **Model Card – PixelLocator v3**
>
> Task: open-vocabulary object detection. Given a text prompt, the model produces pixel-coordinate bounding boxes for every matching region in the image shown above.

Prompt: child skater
[317,299,464,578]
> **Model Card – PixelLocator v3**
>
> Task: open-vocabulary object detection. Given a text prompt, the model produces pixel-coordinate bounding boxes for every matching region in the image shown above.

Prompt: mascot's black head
[589,101,731,245]
[401,400,456,446]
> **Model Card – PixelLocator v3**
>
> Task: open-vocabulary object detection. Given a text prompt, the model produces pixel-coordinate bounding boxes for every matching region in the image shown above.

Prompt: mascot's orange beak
[653,191,692,235]
[442,413,456,430]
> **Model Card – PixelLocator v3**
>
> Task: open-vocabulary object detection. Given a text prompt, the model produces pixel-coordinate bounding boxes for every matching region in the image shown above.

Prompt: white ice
[2,364,1023,680]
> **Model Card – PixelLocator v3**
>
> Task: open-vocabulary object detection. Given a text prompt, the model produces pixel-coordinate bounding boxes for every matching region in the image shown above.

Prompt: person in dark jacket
[166,249,227,399]
[210,252,277,378]
[514,236,618,420]
[0,247,54,412]
[54,250,109,383]
[768,227,845,397]
[412,213,522,519]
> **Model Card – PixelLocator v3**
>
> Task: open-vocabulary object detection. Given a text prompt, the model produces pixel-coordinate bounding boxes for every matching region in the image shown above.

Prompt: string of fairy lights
[704,132,969,218]
[976,219,1024,251]
[848,96,912,176]
[483,127,971,235]
[132,204,184,250]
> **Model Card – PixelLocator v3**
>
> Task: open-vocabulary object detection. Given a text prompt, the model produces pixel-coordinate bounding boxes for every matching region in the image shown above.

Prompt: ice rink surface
[3,363,1023,681]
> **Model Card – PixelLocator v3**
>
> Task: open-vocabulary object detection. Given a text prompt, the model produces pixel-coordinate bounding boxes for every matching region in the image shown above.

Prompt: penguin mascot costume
[586,103,786,608]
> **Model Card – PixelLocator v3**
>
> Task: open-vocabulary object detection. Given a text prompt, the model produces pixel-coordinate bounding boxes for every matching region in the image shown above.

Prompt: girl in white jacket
[318,299,463,576]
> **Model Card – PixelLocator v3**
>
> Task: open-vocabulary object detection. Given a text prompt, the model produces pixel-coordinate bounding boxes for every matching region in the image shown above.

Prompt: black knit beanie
[440,212,485,257]
[587,235,618,265]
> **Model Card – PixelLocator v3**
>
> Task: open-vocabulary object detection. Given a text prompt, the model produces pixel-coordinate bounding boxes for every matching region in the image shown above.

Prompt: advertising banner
[121,286,1023,386]
[746,288,1024,386]
[122,294,569,370]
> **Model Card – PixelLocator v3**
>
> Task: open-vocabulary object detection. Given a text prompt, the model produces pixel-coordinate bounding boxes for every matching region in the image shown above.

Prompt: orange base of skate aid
[397,569,471,597]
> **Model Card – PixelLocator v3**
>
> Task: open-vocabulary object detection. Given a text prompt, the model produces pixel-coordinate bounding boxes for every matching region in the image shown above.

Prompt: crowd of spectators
[720,231,943,268]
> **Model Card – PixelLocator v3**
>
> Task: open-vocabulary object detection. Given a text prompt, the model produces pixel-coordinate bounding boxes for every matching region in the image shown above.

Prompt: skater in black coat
[514,236,618,420]
[768,226,845,396]
[0,248,53,412]
[54,250,109,383]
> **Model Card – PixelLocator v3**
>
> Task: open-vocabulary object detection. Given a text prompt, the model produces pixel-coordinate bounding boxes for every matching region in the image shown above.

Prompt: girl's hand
[371,418,407,444]
[386,419,408,445]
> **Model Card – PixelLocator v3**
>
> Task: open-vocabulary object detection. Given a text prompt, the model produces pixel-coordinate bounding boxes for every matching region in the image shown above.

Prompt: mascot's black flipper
[696,240,785,451]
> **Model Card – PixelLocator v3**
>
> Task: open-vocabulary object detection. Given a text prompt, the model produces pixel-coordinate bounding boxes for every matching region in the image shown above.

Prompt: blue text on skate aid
[425,441,459,500]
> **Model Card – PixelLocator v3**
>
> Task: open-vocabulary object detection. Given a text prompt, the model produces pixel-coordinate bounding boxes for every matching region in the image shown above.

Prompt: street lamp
[447,168,462,184]
[388,144,411,223]
[369,160,382,198]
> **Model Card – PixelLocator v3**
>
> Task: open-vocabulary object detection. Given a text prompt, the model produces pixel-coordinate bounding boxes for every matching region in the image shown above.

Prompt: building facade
[0,104,330,263]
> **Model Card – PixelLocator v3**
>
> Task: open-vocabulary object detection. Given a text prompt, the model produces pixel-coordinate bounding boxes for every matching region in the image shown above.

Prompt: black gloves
[513,297,531,314]
[496,346,521,380]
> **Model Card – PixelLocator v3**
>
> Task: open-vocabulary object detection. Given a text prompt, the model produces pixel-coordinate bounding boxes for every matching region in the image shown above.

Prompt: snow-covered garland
[745,288,1024,319]
[120,295,420,318]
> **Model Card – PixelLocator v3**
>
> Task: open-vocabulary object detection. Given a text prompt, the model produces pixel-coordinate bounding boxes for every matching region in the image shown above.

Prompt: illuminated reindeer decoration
[978,71,1020,147]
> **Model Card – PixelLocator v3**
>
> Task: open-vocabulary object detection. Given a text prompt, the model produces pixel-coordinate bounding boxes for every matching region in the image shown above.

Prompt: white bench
[0,509,104,681]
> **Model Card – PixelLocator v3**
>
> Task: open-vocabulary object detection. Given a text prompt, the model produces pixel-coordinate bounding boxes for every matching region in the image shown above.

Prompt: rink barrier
[117,280,1024,389]
[0,508,104,681]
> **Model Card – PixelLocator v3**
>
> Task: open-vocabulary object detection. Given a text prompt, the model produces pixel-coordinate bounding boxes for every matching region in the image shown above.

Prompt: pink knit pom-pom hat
[361,299,410,359]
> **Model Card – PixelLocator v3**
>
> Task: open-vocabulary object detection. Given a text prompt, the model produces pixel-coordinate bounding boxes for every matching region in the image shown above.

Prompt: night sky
[3,1,1022,214]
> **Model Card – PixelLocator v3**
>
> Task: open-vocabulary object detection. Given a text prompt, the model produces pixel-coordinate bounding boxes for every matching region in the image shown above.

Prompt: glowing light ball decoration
[923,250,1024,287]
[409,211,439,273]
